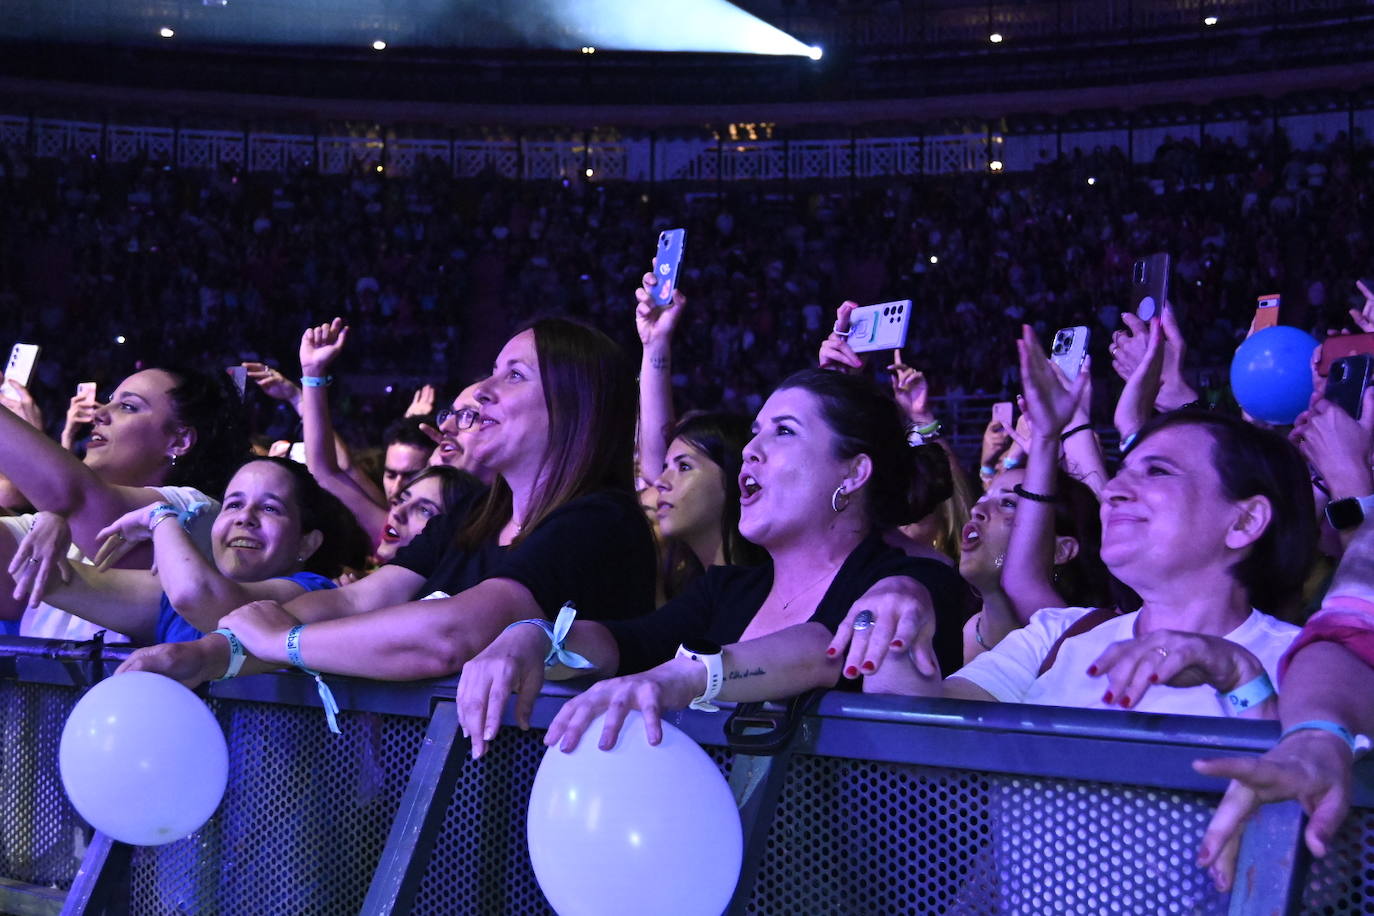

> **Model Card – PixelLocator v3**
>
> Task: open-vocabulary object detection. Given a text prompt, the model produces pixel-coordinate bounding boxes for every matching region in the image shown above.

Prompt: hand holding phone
[1249,294,1280,337]
[1317,333,1374,377]
[846,300,912,354]
[1325,356,1373,419]
[650,229,686,307]
[1050,327,1090,378]
[1131,254,1170,322]
[3,343,40,401]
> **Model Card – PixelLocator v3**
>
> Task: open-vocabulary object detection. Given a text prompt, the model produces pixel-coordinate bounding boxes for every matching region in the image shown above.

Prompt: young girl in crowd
[19,458,367,644]
[0,367,247,640]
[456,368,974,757]
[374,465,484,565]
[118,317,657,685]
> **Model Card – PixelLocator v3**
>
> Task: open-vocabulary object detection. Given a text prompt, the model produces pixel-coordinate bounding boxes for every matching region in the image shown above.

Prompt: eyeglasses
[436,407,480,431]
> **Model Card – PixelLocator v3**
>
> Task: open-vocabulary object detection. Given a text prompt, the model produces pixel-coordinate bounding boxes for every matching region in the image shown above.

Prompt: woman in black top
[457,368,973,756]
[119,318,656,685]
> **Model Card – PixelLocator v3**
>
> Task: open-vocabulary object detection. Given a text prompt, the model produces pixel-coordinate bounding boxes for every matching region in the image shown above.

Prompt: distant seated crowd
[2,123,1373,448]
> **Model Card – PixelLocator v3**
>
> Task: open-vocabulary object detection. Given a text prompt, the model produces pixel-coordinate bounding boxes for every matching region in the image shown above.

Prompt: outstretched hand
[300,318,350,377]
[635,268,686,354]
[1017,325,1089,440]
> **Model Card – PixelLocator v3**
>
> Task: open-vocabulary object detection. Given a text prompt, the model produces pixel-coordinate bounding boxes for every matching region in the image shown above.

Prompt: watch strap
[677,644,724,713]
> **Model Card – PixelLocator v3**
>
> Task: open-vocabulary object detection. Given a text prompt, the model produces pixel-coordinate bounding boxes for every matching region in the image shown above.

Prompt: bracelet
[147,504,179,531]
[212,627,247,680]
[1012,484,1058,503]
[502,603,595,670]
[1217,671,1276,716]
[1001,456,1019,471]
[979,464,996,477]
[1120,432,1139,453]
[301,375,333,388]
[1060,423,1093,442]
[1280,719,1372,758]
[973,614,990,650]
[179,500,210,529]
[285,625,341,734]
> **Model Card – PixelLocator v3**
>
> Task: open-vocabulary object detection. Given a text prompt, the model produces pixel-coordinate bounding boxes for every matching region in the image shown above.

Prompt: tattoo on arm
[727,667,765,680]
[649,355,669,370]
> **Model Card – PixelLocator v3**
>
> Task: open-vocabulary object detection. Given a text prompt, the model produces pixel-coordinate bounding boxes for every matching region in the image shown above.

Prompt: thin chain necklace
[778,564,840,610]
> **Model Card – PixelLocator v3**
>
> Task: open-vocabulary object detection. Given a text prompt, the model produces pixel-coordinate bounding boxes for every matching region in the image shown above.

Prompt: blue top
[154,571,336,643]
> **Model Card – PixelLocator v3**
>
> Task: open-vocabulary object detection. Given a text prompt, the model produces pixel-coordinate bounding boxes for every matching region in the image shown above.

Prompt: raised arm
[296,320,388,544]
[635,269,686,487]
[1000,325,1091,627]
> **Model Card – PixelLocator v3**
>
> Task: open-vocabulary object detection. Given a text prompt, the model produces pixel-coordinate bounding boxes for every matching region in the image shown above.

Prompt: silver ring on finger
[852,609,876,631]
[26,557,39,565]
[1154,646,1169,660]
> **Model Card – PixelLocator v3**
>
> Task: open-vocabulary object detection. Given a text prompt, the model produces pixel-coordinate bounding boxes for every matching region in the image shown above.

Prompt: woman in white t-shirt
[0,367,247,639]
[873,410,1315,719]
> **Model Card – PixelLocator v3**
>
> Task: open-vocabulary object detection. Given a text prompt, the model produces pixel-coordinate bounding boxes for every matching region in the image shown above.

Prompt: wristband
[285,625,341,734]
[1060,423,1093,442]
[502,603,595,670]
[1217,671,1275,716]
[212,627,247,680]
[1120,432,1139,453]
[1012,484,1058,504]
[147,504,179,531]
[179,500,210,529]
[979,464,996,477]
[1280,720,1372,758]
[301,375,333,388]
[1001,456,1019,471]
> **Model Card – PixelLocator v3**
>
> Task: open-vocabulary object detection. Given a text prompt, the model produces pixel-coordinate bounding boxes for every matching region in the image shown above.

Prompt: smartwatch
[676,640,724,713]
[1324,494,1374,531]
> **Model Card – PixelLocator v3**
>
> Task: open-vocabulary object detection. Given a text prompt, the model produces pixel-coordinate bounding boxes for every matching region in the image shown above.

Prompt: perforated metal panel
[125,701,425,916]
[0,680,86,891]
[1302,807,1374,915]
[410,728,735,916]
[746,754,1232,915]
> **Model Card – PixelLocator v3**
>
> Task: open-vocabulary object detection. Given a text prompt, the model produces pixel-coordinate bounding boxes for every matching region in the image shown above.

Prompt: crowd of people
[0,123,1371,902]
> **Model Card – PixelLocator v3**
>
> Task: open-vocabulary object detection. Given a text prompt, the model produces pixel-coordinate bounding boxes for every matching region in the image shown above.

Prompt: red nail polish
[1120,696,1132,708]
[826,647,838,657]
[1102,691,1114,703]
[845,666,858,678]
[861,661,875,673]
[1149,673,1159,683]
[1087,665,1099,676]
[891,639,904,649]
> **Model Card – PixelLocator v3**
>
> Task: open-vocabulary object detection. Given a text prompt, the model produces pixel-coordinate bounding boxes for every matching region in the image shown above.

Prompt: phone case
[1250,294,1280,335]
[847,300,912,353]
[1131,253,1170,322]
[5,343,39,387]
[1318,333,1374,376]
[992,401,1014,432]
[652,229,686,307]
[1050,327,1090,378]
[1326,356,1373,418]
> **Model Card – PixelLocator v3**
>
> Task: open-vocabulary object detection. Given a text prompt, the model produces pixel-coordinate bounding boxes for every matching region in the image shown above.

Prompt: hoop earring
[831,485,850,513]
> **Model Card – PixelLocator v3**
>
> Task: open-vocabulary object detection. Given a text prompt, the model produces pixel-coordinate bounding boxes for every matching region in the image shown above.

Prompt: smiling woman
[23,457,369,645]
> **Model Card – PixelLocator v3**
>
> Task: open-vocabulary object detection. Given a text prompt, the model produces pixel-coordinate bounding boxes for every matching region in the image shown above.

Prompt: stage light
[929,256,939,264]
[159,27,175,38]
[989,32,1003,43]
[807,45,823,60]
[376,164,384,173]
[115,335,127,345]
[1087,176,1097,185]
[1203,15,1218,26]
[990,159,1004,171]
[372,39,386,50]
[585,168,594,177]
[556,1,816,56]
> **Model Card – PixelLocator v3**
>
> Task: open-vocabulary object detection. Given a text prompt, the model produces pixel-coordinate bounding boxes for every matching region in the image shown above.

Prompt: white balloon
[528,711,742,916]
[59,671,228,846]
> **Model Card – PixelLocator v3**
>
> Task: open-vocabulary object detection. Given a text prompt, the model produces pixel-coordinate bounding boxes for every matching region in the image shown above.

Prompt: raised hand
[888,354,934,425]
[818,302,863,373]
[405,385,437,418]
[635,269,686,355]
[1113,317,1165,441]
[1018,325,1089,440]
[299,318,350,378]
[243,362,301,405]
[1348,280,1374,333]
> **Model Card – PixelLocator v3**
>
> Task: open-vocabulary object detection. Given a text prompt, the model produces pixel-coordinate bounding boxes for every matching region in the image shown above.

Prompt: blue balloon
[1230,326,1319,424]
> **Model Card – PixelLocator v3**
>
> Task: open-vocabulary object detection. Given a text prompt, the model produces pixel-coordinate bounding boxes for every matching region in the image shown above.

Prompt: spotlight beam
[549,0,818,57]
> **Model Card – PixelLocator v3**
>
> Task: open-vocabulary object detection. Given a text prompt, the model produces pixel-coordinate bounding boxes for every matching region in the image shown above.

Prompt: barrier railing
[0,637,1369,915]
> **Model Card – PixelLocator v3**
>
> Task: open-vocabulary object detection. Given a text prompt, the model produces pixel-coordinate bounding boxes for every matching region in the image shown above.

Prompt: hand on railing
[216,600,297,666]
[826,575,938,682]
[543,663,700,752]
[818,302,863,373]
[1087,630,1272,713]
[116,636,231,688]
[1193,730,1353,893]
[455,623,551,759]
[8,511,73,609]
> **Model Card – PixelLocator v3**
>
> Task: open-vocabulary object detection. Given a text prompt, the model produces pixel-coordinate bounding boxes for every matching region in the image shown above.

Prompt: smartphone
[288,441,307,464]
[1326,356,1373,418]
[1318,333,1374,376]
[1131,253,1170,322]
[76,381,97,402]
[847,299,912,354]
[992,401,1014,434]
[2,343,40,399]
[651,228,686,307]
[1050,326,1090,378]
[1250,293,1280,336]
[226,365,248,399]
